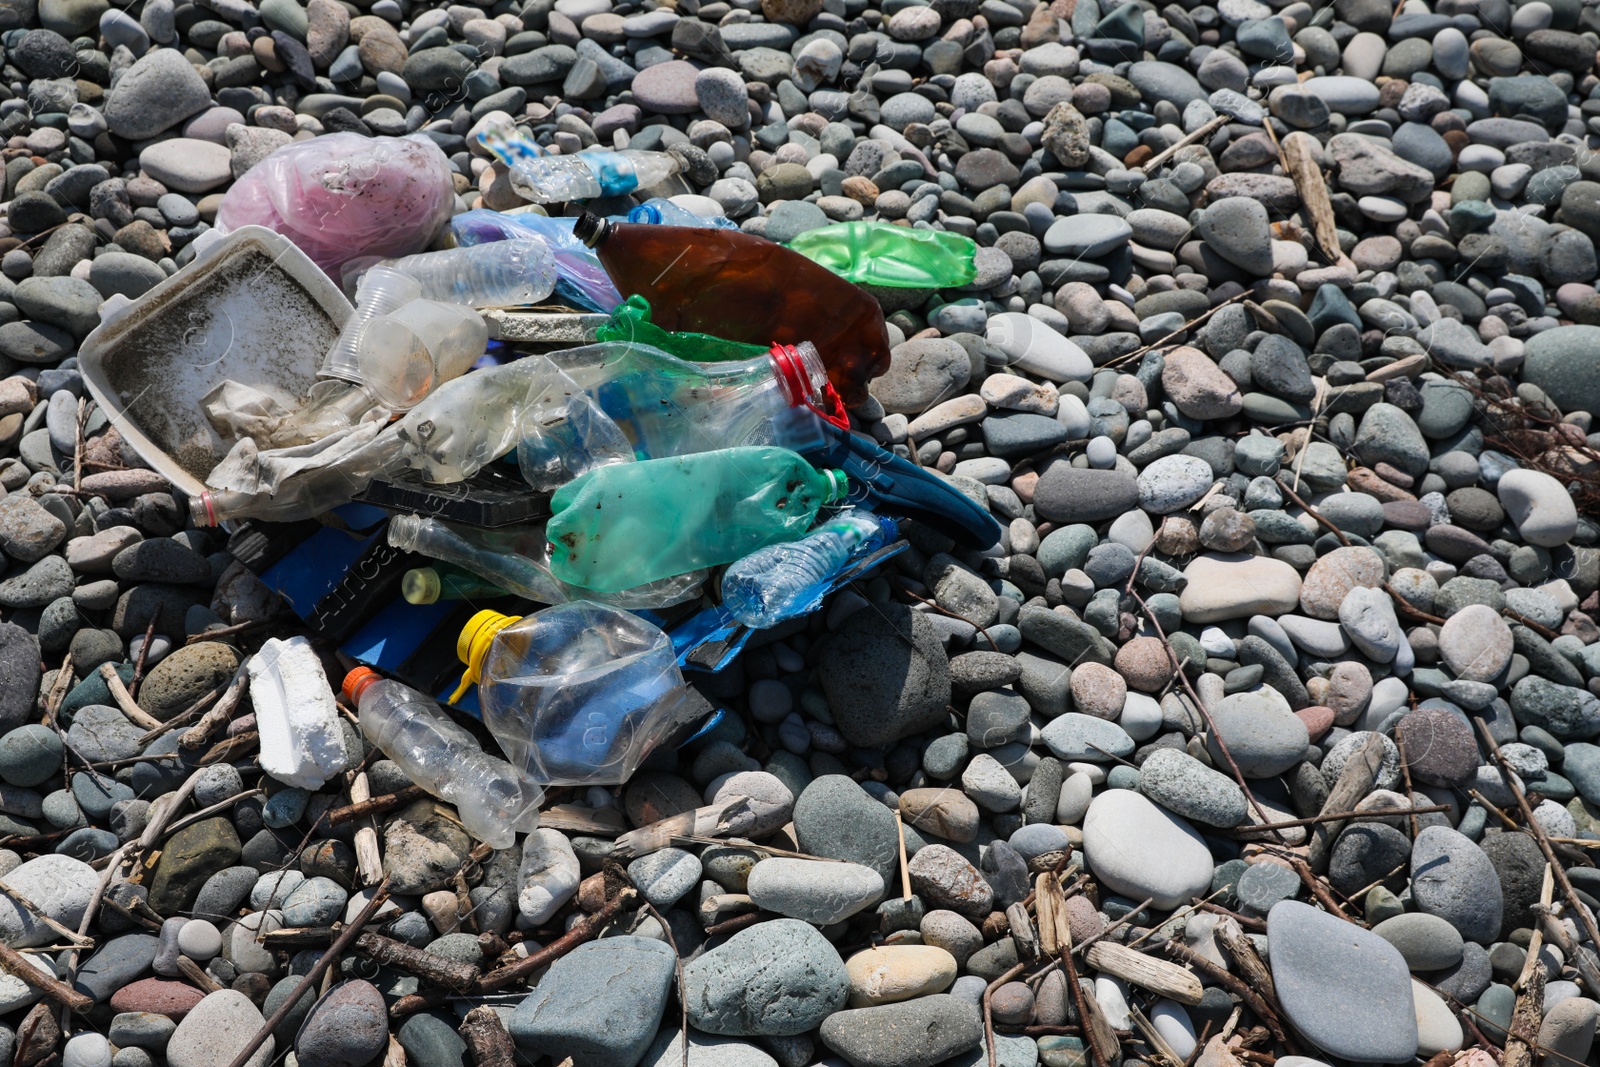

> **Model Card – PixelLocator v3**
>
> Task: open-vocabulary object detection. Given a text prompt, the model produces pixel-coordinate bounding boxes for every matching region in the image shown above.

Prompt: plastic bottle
[720,511,899,628]
[479,127,680,203]
[375,238,557,308]
[572,214,893,405]
[533,335,829,463]
[450,209,622,313]
[402,564,511,605]
[787,222,979,288]
[627,198,739,230]
[594,295,772,364]
[546,446,849,592]
[451,602,689,785]
[343,667,542,848]
[387,513,707,609]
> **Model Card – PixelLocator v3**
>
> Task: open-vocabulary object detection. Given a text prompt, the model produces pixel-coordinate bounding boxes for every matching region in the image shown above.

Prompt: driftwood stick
[354,933,479,992]
[1285,855,1360,924]
[1281,131,1343,263]
[985,962,1028,1067]
[0,940,92,1013]
[1139,113,1227,173]
[129,617,157,700]
[328,786,427,827]
[99,663,165,731]
[1162,940,1288,1044]
[1130,588,1283,840]
[175,955,224,993]
[224,880,391,1067]
[460,1006,515,1067]
[1307,734,1386,873]
[179,666,250,750]
[1478,718,1600,956]
[137,680,231,746]
[476,888,636,992]
[0,877,93,947]
[348,772,385,887]
[1239,803,1450,833]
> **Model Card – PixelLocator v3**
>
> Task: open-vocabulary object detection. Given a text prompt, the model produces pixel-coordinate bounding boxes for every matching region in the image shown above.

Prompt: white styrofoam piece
[249,635,350,789]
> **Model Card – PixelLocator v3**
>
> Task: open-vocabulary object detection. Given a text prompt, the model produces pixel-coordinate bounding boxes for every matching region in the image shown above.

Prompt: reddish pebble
[110,978,206,1019]
[1295,705,1335,743]
[1012,469,1038,504]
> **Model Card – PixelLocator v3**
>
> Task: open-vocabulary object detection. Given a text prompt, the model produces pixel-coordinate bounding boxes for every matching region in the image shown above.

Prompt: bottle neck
[769,341,827,407]
[574,213,610,248]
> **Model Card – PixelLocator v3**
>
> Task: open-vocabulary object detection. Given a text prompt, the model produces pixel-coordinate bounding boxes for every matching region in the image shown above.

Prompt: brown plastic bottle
[574,214,892,406]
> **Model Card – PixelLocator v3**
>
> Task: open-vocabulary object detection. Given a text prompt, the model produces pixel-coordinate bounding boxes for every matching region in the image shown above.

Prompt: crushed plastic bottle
[533,336,830,465]
[594,295,772,364]
[344,667,542,848]
[787,221,979,288]
[450,209,621,313]
[365,238,557,308]
[402,564,511,605]
[451,602,690,785]
[546,446,849,593]
[387,513,707,609]
[573,214,893,406]
[720,510,898,628]
[479,127,680,204]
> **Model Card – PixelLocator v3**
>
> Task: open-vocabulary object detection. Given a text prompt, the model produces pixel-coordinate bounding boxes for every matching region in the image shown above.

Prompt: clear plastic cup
[354,300,488,410]
[322,267,422,383]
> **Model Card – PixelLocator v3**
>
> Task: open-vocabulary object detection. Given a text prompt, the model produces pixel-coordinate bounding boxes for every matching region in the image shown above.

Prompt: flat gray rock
[1268,900,1418,1062]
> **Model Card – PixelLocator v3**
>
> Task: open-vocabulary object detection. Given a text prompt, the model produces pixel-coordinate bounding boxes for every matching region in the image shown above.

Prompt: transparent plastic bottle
[387,513,706,609]
[479,127,680,203]
[627,198,739,230]
[535,337,829,462]
[451,209,622,313]
[402,564,511,605]
[451,603,688,785]
[720,511,899,628]
[376,238,557,308]
[546,447,850,593]
[343,667,542,848]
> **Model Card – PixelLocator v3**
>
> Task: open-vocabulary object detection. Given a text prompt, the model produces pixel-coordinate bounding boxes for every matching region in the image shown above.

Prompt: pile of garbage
[4,0,1600,1059]
[82,129,1007,841]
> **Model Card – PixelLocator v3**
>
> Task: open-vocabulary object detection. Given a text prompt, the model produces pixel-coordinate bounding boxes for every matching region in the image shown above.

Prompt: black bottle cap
[573,213,608,248]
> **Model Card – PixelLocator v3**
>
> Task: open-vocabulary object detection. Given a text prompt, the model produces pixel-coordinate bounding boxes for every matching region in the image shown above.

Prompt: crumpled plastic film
[216,133,456,278]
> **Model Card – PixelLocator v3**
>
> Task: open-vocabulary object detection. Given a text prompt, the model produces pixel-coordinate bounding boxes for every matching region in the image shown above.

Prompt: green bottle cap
[823,469,849,505]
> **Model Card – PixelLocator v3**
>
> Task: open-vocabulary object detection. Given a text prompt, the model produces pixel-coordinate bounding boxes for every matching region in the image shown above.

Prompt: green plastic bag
[787,221,978,288]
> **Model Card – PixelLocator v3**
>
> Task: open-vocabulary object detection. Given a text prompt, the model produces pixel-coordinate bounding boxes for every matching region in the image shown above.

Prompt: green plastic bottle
[787,222,978,288]
[594,296,772,363]
[546,446,849,592]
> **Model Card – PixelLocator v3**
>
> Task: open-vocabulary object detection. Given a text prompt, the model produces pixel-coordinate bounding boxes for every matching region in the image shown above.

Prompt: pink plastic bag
[216,133,456,278]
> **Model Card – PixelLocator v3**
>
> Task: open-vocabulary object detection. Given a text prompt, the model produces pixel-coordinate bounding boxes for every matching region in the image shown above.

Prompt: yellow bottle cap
[449,609,522,704]
[402,567,441,605]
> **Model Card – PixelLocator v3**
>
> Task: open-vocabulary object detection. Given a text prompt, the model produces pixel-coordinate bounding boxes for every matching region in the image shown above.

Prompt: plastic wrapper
[216,133,456,279]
